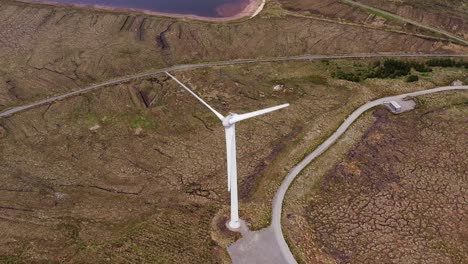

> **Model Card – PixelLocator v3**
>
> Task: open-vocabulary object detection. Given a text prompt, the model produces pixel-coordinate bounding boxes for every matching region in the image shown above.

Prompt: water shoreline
[15,0,265,22]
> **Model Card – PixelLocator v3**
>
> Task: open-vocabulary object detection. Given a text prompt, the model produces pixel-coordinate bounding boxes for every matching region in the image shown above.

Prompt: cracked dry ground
[285,92,468,263]
[1,0,468,111]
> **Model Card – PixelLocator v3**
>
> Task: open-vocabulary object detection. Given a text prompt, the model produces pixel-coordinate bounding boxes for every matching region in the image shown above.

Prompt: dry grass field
[277,0,394,25]
[1,0,467,113]
[278,0,468,39]
[0,1,467,262]
[0,58,466,262]
[284,90,468,263]
[358,0,468,38]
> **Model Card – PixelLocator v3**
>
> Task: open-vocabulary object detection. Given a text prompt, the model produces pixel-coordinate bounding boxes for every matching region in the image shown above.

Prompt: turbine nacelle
[222,113,238,127]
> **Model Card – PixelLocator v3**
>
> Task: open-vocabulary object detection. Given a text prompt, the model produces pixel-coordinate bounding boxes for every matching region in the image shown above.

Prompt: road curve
[1,53,467,118]
[342,0,468,46]
[271,85,468,264]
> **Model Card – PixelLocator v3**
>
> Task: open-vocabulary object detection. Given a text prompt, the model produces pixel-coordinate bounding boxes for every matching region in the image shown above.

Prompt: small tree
[410,62,432,72]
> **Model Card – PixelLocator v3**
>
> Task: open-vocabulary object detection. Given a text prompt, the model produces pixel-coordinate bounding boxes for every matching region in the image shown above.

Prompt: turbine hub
[223,113,237,127]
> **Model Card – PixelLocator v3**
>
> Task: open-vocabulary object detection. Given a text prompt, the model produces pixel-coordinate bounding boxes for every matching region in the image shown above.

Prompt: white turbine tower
[166,72,289,229]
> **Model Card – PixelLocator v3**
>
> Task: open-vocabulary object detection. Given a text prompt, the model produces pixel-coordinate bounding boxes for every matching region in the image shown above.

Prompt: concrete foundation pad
[228,226,288,264]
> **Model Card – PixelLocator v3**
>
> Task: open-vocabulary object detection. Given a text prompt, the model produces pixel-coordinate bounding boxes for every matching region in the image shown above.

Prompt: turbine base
[228,220,241,229]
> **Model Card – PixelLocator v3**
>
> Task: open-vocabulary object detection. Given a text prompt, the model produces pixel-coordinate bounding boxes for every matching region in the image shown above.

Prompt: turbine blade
[166,72,225,121]
[229,103,289,124]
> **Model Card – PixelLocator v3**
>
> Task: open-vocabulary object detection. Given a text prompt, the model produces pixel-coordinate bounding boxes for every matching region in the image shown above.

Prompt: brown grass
[0,57,466,262]
[284,90,468,263]
[1,0,466,113]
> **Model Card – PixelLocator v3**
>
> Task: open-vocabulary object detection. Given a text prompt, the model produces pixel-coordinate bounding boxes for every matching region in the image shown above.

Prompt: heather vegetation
[0,0,467,263]
[426,58,468,68]
[278,0,468,41]
[1,0,466,113]
[1,59,465,262]
[405,74,419,82]
[358,0,468,38]
[285,91,468,263]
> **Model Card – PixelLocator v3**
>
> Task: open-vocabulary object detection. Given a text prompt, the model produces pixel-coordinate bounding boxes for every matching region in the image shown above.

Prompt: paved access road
[342,0,468,46]
[269,85,468,264]
[1,53,467,118]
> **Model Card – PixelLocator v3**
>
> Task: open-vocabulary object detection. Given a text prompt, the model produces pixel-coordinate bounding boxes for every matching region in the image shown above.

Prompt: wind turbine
[166,72,289,229]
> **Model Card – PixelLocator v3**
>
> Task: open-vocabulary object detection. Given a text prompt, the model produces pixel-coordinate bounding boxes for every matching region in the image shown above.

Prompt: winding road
[268,85,468,264]
[1,53,467,118]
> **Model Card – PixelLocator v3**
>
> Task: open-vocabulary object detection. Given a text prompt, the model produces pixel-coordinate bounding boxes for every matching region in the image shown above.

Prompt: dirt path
[1,53,467,118]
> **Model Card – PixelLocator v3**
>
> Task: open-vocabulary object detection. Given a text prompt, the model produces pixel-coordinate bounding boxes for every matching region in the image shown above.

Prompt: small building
[389,101,402,112]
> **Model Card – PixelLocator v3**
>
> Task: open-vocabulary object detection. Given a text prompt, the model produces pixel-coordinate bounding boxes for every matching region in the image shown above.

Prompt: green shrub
[334,70,361,82]
[332,58,464,83]
[426,58,468,68]
[320,59,330,65]
[406,75,419,82]
[410,62,432,73]
[131,116,153,128]
[368,59,411,79]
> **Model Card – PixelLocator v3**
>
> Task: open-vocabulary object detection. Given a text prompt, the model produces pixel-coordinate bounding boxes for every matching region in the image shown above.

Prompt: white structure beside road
[385,100,402,112]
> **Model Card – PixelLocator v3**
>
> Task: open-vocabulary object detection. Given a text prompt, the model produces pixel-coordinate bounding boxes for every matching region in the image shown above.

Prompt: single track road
[1,53,467,118]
